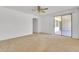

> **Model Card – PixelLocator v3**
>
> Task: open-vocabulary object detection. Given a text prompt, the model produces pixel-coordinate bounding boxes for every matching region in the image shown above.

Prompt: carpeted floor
[0,33,79,52]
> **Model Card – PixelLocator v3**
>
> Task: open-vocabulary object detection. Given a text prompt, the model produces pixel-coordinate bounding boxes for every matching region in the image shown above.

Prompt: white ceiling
[3,6,78,16]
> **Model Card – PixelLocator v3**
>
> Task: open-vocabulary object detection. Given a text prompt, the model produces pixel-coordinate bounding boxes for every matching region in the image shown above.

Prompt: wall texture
[0,7,34,40]
[40,15,54,34]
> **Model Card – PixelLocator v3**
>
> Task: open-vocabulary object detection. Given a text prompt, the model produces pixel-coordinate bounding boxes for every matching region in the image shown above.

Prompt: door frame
[33,18,38,34]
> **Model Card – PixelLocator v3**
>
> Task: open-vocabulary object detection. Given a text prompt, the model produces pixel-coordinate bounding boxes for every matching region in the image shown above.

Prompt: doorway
[55,14,72,37]
[33,18,38,34]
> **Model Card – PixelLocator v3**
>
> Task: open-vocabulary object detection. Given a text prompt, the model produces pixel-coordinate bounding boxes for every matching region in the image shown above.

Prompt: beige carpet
[0,33,79,52]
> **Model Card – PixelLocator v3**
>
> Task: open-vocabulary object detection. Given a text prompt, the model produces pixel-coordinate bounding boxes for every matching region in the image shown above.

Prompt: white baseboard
[0,33,32,41]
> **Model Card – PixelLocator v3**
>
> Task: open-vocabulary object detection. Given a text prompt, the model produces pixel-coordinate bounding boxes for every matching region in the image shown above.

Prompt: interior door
[33,18,38,33]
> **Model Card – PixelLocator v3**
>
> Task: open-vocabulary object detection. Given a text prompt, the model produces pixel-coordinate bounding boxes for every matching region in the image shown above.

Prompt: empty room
[0,6,79,52]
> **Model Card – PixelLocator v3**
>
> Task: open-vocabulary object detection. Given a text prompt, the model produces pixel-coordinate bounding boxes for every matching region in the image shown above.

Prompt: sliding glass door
[55,14,72,37]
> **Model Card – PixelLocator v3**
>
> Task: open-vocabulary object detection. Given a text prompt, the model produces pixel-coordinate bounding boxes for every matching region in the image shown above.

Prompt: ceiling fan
[32,6,48,14]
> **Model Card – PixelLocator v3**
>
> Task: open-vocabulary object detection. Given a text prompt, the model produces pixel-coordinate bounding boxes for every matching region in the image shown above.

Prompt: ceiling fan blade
[41,10,46,13]
[41,8,48,10]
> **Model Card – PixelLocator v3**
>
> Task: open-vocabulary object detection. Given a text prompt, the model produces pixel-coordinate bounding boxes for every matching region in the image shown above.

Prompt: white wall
[72,10,79,39]
[40,8,79,39]
[40,15,54,34]
[0,7,34,40]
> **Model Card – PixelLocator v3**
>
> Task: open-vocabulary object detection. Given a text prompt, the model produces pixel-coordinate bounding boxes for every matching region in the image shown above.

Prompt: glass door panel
[62,15,71,36]
[55,16,62,35]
